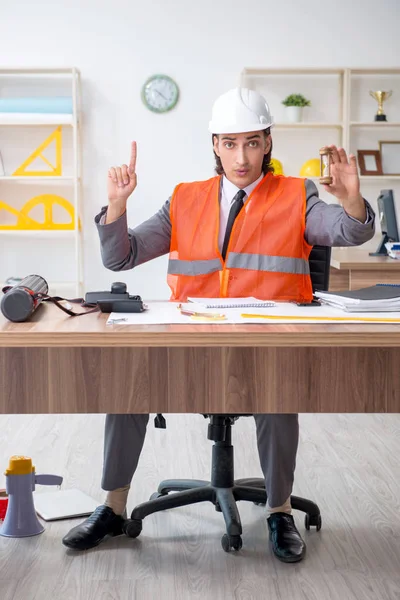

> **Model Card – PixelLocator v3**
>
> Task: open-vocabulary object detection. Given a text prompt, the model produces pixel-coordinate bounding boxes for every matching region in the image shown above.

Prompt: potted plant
[282,94,311,123]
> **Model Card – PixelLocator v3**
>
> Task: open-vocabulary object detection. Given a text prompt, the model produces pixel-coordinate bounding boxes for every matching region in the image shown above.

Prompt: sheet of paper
[106,302,400,325]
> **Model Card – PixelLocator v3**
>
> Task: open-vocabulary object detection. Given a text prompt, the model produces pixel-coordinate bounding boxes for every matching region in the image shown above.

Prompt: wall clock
[141,74,179,113]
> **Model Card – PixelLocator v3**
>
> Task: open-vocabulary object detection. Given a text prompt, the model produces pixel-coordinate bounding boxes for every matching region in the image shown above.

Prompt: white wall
[1,0,400,298]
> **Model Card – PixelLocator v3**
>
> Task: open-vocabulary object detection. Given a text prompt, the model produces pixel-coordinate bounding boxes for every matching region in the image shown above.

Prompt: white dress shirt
[218,173,264,252]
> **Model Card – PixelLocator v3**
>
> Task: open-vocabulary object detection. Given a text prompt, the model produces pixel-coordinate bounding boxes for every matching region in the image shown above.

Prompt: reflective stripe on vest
[226,253,310,275]
[168,257,222,276]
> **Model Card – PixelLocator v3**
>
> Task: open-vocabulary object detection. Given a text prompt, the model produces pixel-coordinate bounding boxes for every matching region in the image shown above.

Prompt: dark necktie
[221,189,246,261]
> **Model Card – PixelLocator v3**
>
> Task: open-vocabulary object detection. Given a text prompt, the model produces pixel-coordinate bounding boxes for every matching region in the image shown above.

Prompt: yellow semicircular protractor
[18,194,79,230]
[0,200,38,229]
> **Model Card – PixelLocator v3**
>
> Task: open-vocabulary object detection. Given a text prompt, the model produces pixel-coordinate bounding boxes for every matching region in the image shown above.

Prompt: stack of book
[315,285,400,312]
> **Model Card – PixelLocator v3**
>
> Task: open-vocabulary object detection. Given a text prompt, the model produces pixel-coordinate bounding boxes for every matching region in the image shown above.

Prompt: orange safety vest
[167,172,313,302]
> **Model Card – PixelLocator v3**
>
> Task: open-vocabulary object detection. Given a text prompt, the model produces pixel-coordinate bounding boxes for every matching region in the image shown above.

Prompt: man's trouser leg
[253,414,299,509]
[61,414,150,549]
[101,414,150,491]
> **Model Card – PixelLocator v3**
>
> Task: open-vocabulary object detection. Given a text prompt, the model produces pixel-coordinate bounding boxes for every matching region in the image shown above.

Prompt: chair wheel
[123,518,143,538]
[305,513,322,531]
[221,533,243,552]
[149,492,164,501]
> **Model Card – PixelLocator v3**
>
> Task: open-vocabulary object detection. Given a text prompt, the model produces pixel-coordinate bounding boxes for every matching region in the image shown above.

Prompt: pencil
[241,313,400,323]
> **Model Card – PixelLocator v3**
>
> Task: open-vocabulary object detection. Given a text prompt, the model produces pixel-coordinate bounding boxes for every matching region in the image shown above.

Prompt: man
[63,88,375,562]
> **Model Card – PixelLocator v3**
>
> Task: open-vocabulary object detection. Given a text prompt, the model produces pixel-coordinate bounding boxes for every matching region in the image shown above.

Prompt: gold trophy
[369,90,393,122]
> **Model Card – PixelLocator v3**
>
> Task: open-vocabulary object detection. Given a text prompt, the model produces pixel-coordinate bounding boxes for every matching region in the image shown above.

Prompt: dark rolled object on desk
[1,275,48,322]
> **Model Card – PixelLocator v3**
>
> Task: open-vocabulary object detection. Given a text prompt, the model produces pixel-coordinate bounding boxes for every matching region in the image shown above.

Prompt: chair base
[125,477,321,550]
[124,418,322,551]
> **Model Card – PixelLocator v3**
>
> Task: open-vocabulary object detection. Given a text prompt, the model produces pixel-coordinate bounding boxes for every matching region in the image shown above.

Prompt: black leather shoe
[267,513,306,563]
[62,505,126,551]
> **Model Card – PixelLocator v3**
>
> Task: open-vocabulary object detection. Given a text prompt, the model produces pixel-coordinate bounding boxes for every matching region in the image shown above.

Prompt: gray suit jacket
[95,179,375,272]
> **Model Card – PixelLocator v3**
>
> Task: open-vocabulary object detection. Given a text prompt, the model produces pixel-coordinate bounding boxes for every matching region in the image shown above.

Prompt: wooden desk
[330,248,400,291]
[1,303,399,414]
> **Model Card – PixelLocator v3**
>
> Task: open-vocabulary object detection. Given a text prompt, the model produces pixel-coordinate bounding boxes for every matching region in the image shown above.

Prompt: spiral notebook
[187,297,276,309]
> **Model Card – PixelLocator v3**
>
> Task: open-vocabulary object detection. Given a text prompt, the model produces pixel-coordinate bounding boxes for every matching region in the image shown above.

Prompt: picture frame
[357,150,383,176]
[379,141,400,176]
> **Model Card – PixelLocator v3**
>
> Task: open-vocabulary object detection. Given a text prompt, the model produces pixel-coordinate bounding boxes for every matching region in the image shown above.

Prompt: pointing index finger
[129,141,137,172]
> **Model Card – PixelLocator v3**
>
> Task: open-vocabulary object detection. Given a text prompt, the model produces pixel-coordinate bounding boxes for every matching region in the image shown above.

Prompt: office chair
[124,245,331,552]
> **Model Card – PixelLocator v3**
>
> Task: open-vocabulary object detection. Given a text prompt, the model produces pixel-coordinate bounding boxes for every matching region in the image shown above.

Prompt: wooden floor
[1,412,400,600]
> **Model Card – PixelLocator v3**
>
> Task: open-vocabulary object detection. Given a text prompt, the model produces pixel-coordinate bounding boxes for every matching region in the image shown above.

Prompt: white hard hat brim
[208,122,274,134]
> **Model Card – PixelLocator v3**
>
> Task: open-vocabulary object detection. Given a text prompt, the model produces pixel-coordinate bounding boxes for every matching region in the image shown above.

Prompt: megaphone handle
[35,475,63,486]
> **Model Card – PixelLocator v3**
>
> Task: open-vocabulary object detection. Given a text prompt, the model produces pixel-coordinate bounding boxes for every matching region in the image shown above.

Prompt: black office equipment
[85,282,145,313]
[370,189,399,256]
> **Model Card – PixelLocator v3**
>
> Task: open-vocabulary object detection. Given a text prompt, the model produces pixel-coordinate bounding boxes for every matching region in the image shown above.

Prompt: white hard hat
[209,87,274,134]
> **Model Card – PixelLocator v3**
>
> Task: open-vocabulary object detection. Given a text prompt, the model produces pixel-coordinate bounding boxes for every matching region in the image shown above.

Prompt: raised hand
[322,145,366,222]
[321,145,360,203]
[107,141,137,204]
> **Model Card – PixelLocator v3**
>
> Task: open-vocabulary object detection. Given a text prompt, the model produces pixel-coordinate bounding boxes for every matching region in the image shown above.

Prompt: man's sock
[266,496,292,518]
[104,484,130,516]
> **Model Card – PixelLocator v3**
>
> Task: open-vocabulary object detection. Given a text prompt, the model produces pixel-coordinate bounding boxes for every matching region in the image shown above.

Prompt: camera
[85,282,146,313]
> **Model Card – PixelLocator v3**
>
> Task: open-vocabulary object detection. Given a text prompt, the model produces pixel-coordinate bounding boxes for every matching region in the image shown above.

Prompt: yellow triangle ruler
[12,126,62,176]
